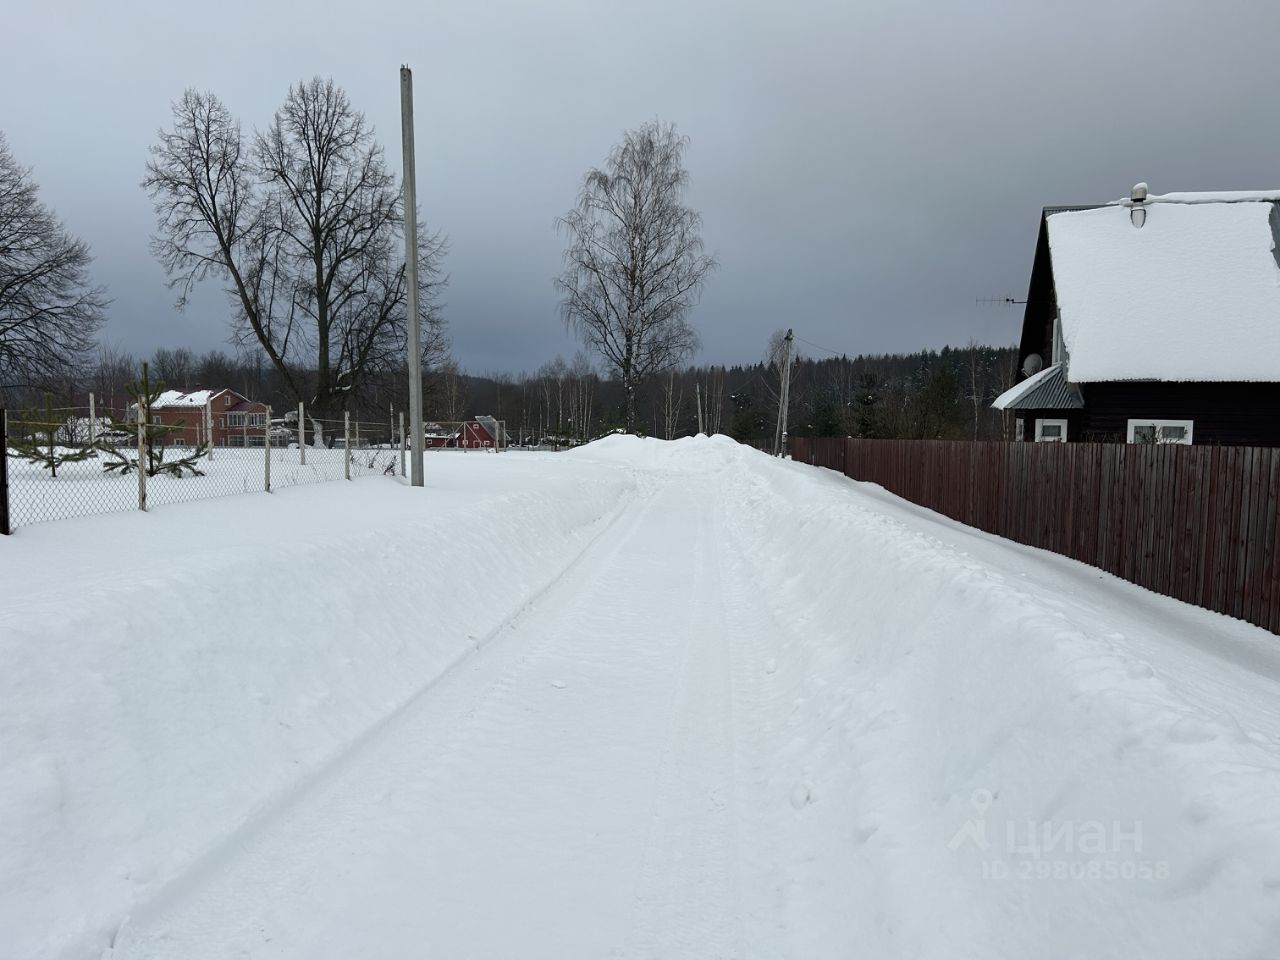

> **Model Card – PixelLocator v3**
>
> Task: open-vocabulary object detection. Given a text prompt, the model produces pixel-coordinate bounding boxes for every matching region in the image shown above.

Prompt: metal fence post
[88,393,96,446]
[298,401,306,465]
[399,412,406,477]
[344,411,351,480]
[1,409,10,535]
[137,392,147,512]
[264,406,272,493]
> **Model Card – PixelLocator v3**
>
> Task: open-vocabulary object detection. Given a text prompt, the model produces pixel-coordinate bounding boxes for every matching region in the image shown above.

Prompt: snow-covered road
[6,436,1280,959]
[112,468,763,959]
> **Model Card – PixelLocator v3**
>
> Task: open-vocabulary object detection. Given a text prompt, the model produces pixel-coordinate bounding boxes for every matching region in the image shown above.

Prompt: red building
[423,417,502,449]
[149,389,269,447]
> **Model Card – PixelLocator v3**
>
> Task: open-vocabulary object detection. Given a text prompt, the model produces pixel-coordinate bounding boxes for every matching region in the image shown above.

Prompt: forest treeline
[13,341,1021,446]
[458,342,1022,446]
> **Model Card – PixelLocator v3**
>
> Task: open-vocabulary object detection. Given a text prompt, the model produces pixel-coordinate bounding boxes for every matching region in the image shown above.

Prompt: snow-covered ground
[3,436,1280,959]
[5,445,398,527]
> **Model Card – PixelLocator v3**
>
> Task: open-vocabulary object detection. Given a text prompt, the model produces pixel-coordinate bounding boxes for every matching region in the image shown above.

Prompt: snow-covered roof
[991,363,1082,410]
[1046,194,1280,382]
[152,389,222,408]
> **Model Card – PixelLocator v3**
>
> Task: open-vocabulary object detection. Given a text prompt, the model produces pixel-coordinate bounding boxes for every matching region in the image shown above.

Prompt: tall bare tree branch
[0,133,106,395]
[143,80,448,420]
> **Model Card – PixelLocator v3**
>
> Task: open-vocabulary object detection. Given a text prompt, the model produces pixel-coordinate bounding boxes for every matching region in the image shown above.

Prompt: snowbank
[718,443,1280,957]
[0,455,631,960]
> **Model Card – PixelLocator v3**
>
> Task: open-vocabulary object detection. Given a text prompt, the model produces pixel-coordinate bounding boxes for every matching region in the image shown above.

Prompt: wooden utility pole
[773,329,794,456]
[401,65,425,487]
[696,382,704,435]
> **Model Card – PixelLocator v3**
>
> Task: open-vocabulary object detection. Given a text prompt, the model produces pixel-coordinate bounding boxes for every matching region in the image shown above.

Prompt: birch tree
[556,121,714,433]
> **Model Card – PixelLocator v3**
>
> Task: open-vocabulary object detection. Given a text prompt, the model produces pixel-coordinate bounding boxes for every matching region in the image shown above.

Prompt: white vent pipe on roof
[1130,182,1148,228]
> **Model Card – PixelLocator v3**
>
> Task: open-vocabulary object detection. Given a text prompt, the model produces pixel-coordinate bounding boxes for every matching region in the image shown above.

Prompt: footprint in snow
[790,781,816,809]
[550,679,567,689]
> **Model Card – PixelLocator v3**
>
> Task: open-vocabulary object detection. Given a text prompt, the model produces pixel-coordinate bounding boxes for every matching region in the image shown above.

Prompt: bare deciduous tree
[143,80,448,423]
[0,133,106,395]
[89,344,136,406]
[435,358,468,422]
[660,371,684,440]
[152,347,196,387]
[556,121,714,433]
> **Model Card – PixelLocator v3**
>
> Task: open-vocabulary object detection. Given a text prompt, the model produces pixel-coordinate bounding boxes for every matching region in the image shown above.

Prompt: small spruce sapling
[10,394,96,477]
[99,362,210,477]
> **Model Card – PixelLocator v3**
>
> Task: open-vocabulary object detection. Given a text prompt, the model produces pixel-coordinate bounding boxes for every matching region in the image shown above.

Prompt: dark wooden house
[994,185,1280,445]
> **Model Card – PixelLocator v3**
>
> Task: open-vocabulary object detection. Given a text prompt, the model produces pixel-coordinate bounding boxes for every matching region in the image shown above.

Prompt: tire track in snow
[102,482,648,957]
[109,471,738,959]
[613,474,746,959]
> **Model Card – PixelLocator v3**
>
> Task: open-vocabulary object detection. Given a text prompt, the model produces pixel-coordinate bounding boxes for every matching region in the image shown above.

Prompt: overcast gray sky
[4,0,1279,374]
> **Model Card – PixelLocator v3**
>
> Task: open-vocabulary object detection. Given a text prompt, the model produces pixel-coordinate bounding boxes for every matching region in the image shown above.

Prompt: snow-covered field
[3,436,1280,959]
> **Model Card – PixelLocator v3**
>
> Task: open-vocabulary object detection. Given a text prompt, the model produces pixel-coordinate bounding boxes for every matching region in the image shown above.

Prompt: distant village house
[147,389,269,447]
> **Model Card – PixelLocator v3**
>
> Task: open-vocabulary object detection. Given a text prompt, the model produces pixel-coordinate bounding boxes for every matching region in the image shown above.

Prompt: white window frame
[1126,419,1193,445]
[1034,418,1068,443]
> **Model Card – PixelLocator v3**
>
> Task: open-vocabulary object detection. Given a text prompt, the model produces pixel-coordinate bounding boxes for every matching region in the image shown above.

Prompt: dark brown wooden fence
[789,437,1280,634]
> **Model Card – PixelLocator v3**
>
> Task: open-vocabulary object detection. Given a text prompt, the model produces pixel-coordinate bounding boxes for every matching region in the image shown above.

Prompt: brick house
[148,389,269,447]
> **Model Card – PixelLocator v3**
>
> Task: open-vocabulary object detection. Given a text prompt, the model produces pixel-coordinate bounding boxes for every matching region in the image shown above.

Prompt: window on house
[1035,418,1067,442]
[1127,419,1193,445]
[151,415,162,425]
[247,413,266,427]
[224,396,231,407]
[227,413,246,427]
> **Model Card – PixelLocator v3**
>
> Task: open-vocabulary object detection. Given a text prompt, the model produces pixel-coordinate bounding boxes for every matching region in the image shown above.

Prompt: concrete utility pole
[773,328,794,456]
[696,383,705,435]
[401,65,425,487]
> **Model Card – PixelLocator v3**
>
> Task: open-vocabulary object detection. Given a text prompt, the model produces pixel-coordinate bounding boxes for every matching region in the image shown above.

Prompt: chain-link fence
[0,403,457,532]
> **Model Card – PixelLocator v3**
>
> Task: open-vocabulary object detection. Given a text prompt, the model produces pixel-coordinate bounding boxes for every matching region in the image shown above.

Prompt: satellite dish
[1022,353,1044,377]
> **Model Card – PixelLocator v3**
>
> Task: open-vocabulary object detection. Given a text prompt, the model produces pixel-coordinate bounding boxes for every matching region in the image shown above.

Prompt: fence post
[264,405,272,493]
[344,411,351,480]
[205,399,214,462]
[136,390,147,512]
[298,401,306,465]
[399,412,406,477]
[1,409,10,535]
[88,393,96,446]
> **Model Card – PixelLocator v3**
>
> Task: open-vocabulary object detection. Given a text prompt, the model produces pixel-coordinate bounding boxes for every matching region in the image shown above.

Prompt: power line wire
[793,335,851,357]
